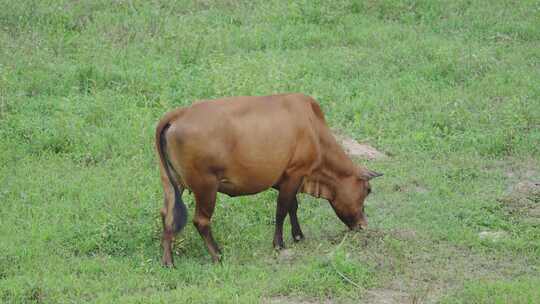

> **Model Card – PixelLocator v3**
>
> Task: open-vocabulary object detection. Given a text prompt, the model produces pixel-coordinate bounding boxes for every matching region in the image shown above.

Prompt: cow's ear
[358,167,383,181]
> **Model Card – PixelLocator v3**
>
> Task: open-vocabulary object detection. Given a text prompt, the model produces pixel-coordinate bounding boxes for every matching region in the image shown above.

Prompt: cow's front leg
[289,197,304,242]
[273,194,289,250]
[192,181,222,263]
[273,176,302,250]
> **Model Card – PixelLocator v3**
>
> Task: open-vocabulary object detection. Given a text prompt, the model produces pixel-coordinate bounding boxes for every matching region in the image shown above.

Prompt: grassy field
[1,0,539,303]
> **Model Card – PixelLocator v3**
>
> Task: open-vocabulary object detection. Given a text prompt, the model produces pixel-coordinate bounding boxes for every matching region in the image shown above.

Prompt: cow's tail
[155,118,188,234]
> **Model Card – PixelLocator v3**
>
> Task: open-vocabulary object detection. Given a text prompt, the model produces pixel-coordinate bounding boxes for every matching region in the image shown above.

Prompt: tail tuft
[172,189,188,233]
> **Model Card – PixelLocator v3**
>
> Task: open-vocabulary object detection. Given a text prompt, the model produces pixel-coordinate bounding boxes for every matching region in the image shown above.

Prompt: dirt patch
[333,133,386,160]
[511,181,540,199]
[498,180,540,224]
[365,278,449,304]
[364,280,433,304]
[504,161,539,180]
[264,296,334,304]
[364,286,411,304]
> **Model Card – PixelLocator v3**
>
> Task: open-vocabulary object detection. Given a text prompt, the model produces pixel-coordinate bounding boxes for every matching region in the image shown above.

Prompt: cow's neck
[320,126,355,176]
[300,129,355,200]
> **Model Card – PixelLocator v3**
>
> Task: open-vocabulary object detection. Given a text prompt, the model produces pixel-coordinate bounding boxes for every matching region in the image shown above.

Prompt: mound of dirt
[333,133,386,160]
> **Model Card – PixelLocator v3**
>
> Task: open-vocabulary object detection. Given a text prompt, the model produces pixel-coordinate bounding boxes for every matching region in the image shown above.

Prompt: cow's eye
[367,187,372,194]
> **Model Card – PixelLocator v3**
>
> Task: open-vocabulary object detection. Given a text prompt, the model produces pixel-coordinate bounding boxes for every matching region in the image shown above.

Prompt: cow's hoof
[211,254,222,264]
[273,242,285,251]
[293,233,305,242]
[162,260,174,268]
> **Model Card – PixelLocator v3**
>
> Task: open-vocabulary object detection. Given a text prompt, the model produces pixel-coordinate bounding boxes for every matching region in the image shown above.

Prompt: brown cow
[155,93,381,265]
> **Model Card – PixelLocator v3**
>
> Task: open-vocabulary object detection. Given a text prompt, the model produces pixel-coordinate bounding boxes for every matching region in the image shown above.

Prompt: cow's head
[328,166,382,230]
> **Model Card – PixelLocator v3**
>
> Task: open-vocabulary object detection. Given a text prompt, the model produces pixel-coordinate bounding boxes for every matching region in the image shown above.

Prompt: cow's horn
[359,168,383,180]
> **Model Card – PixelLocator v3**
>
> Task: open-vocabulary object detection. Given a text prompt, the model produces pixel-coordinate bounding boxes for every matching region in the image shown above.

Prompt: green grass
[1,0,539,303]
[441,278,540,304]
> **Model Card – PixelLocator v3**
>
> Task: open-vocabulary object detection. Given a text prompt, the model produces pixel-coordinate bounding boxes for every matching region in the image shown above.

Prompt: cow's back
[164,94,322,196]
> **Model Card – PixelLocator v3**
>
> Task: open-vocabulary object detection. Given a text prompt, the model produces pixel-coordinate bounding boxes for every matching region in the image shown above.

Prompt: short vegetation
[1,0,539,303]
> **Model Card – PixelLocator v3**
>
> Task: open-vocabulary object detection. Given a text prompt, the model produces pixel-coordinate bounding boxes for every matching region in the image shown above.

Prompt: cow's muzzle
[349,215,368,231]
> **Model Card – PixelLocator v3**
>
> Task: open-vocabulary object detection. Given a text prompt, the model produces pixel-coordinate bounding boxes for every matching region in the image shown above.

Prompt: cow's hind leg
[192,178,222,263]
[273,175,302,250]
[160,174,178,267]
[289,197,304,242]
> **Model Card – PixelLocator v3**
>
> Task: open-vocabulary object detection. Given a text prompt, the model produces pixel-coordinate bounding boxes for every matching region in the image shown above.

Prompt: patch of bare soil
[333,133,386,160]
[498,180,540,224]
[504,162,539,180]
[364,286,412,304]
[264,296,334,304]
